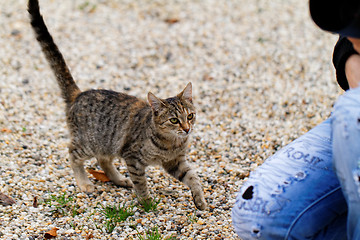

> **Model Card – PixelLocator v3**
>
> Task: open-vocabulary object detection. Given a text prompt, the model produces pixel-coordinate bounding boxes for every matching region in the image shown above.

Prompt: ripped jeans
[232,87,360,240]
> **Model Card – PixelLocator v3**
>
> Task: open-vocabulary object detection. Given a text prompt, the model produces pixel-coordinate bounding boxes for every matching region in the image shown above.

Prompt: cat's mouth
[178,129,191,136]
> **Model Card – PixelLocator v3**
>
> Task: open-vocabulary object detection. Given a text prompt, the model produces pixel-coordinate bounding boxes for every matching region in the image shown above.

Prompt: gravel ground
[1,0,341,239]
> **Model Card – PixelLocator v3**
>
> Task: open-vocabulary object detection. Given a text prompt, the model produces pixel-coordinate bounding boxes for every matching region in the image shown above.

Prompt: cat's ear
[148,92,166,113]
[178,82,192,103]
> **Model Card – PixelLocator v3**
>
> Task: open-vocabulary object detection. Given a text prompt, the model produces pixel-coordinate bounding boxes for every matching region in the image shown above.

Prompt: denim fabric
[332,87,360,240]
[232,87,360,240]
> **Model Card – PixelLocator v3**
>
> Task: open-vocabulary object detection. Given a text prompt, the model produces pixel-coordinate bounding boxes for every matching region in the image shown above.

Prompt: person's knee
[232,184,287,239]
[333,87,360,112]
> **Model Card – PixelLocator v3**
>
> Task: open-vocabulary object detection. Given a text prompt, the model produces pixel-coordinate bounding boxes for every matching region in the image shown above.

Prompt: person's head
[309,0,360,52]
[309,0,360,37]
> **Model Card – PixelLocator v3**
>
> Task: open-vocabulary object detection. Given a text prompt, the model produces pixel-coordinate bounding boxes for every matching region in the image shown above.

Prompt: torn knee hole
[242,185,254,200]
[251,224,262,237]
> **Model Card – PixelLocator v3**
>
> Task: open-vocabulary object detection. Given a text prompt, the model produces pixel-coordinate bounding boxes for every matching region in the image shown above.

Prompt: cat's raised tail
[28,0,81,107]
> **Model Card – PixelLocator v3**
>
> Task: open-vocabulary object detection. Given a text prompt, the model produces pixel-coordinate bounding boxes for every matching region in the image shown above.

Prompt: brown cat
[28,0,206,210]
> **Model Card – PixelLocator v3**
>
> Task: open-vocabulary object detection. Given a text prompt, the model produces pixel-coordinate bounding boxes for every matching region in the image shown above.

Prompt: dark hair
[309,0,360,38]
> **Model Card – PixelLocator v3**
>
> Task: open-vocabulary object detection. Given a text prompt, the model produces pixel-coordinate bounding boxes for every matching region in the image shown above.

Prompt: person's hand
[348,37,360,53]
[345,37,360,89]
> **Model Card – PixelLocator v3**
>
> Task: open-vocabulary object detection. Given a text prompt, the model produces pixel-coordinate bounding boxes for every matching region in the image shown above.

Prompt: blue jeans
[232,87,360,240]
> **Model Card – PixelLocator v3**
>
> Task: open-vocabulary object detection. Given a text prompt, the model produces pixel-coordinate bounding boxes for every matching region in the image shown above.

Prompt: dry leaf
[0,192,16,206]
[44,227,58,239]
[86,233,94,240]
[22,133,33,136]
[202,73,214,81]
[88,169,110,182]
[1,128,12,133]
[33,196,38,208]
[164,18,179,24]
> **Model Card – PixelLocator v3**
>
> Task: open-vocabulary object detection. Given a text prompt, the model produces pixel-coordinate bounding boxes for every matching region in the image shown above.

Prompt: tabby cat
[28,0,207,210]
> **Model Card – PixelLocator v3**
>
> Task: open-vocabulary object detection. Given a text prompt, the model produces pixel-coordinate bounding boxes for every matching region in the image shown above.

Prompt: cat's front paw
[194,195,207,210]
[78,183,95,193]
[114,178,134,189]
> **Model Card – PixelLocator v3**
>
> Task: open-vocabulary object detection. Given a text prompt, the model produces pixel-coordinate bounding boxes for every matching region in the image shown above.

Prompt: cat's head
[148,82,196,138]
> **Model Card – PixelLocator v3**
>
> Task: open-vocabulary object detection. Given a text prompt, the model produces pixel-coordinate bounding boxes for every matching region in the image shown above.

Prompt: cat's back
[67,89,152,155]
[69,89,148,115]
[73,89,139,105]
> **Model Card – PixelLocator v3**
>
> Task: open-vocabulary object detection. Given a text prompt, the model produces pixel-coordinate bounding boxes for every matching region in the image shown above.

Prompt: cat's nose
[181,123,190,134]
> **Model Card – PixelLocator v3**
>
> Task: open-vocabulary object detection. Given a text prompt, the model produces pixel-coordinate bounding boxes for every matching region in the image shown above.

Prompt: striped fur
[28,0,206,210]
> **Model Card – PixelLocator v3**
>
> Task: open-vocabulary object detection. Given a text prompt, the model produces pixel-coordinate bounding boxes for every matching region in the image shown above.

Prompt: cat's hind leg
[69,151,95,193]
[97,157,133,188]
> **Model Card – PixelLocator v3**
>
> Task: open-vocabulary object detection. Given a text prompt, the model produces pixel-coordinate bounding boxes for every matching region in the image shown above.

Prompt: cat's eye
[187,113,194,120]
[169,118,179,124]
